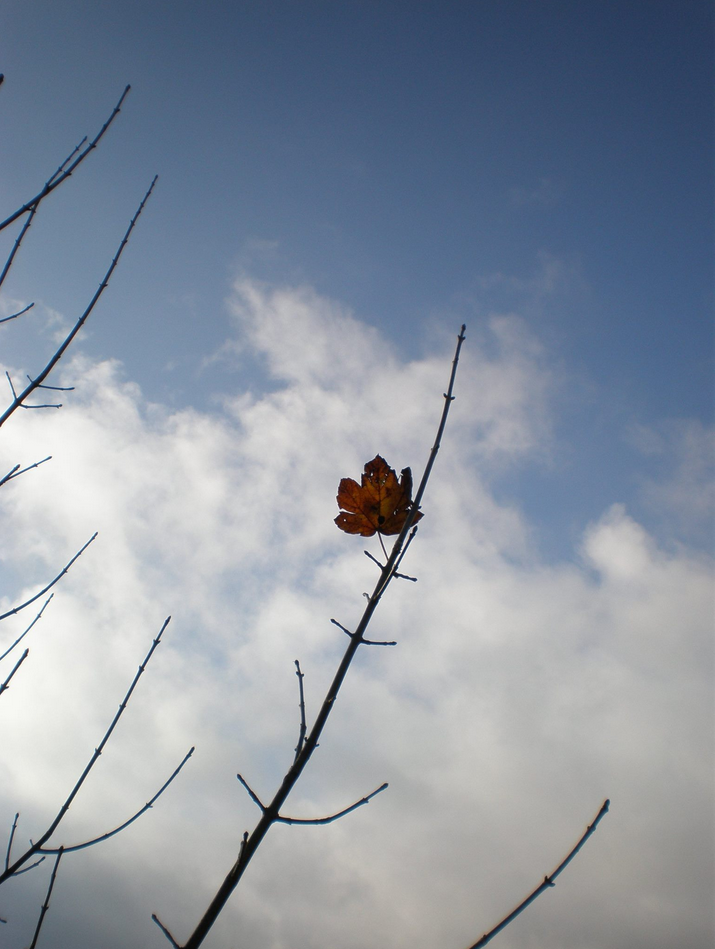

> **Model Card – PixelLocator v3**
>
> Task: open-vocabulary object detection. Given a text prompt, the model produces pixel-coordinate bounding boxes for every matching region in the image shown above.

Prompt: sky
[0,2,712,948]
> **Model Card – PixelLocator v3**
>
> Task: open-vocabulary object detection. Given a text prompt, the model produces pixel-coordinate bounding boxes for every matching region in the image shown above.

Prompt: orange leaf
[335,455,423,537]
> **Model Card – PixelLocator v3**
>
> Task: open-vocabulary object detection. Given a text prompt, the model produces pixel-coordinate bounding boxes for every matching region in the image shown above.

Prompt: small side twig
[276,783,389,826]
[0,85,131,233]
[152,914,181,948]
[0,302,34,324]
[0,649,29,699]
[27,848,63,949]
[467,799,610,948]
[0,596,52,664]
[0,456,51,488]
[0,174,158,429]
[236,774,266,812]
[37,747,195,854]
[4,814,19,872]
[0,534,97,624]
[293,660,307,762]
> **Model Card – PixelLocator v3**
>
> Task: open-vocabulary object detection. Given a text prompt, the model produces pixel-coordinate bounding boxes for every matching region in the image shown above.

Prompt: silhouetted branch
[467,799,611,948]
[27,848,63,949]
[276,783,389,825]
[0,85,131,233]
[0,136,87,291]
[4,814,19,872]
[0,174,157,429]
[152,914,180,948]
[38,747,195,855]
[293,660,307,762]
[0,534,97,623]
[0,617,172,883]
[0,648,29,699]
[0,596,52,663]
[0,302,34,324]
[177,325,467,949]
[5,371,62,410]
[236,774,266,812]
[0,455,51,488]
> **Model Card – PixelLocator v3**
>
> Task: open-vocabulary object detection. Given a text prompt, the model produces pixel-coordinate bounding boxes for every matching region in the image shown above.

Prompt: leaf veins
[335,455,423,537]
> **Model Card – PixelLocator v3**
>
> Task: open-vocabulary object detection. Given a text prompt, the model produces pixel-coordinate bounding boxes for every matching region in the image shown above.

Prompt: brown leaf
[335,455,423,537]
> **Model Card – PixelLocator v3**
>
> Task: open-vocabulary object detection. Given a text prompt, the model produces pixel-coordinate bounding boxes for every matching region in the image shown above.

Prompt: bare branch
[4,814,19,872]
[0,617,172,883]
[0,648,29,699]
[276,783,389,826]
[0,455,52,488]
[236,774,266,812]
[177,326,467,949]
[293,660,307,763]
[27,848,63,949]
[466,799,611,948]
[0,596,52,663]
[0,85,131,233]
[0,302,34,324]
[0,174,158,429]
[37,747,195,855]
[152,914,181,948]
[0,136,88,291]
[0,534,97,624]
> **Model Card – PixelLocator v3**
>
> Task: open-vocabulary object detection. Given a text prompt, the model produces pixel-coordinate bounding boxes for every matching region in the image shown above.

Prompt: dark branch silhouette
[0,175,157,429]
[0,85,130,233]
[0,617,173,883]
[467,799,611,948]
[27,848,63,949]
[161,326,467,949]
[0,455,51,488]
[0,534,97,623]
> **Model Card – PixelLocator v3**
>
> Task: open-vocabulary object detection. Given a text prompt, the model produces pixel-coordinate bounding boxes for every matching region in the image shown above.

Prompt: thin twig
[0,649,29,699]
[276,783,389,825]
[0,302,34,324]
[236,774,266,812]
[177,326,467,949]
[0,617,172,883]
[0,86,131,233]
[0,136,87,291]
[293,660,307,763]
[0,534,97,623]
[0,455,51,488]
[4,814,19,872]
[0,174,158,429]
[27,848,63,949]
[0,596,52,663]
[152,914,181,948]
[37,747,194,854]
[467,799,611,948]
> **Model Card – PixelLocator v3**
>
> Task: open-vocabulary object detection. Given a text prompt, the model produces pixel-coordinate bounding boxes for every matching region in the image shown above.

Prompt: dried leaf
[335,455,423,537]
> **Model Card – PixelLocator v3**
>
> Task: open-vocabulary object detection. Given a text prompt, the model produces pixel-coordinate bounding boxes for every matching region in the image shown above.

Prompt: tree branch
[0,617,172,883]
[0,648,29,699]
[293,660,307,763]
[27,848,63,949]
[176,325,467,948]
[0,534,97,624]
[0,455,51,488]
[37,747,194,854]
[0,174,158,429]
[466,799,610,948]
[0,85,131,233]
[0,302,34,324]
[276,783,388,826]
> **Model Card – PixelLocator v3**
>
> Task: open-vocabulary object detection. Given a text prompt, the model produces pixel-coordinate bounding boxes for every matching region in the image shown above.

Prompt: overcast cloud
[1,280,713,949]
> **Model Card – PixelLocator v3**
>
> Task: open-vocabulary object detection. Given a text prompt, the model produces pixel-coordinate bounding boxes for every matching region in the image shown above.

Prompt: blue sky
[0,0,712,559]
[0,3,713,949]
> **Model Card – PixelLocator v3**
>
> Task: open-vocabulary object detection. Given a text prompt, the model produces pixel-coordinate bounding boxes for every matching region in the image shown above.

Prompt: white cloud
[0,280,712,948]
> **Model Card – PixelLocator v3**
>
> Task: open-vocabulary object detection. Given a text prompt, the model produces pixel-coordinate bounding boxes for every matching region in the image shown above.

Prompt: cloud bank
[0,280,712,948]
